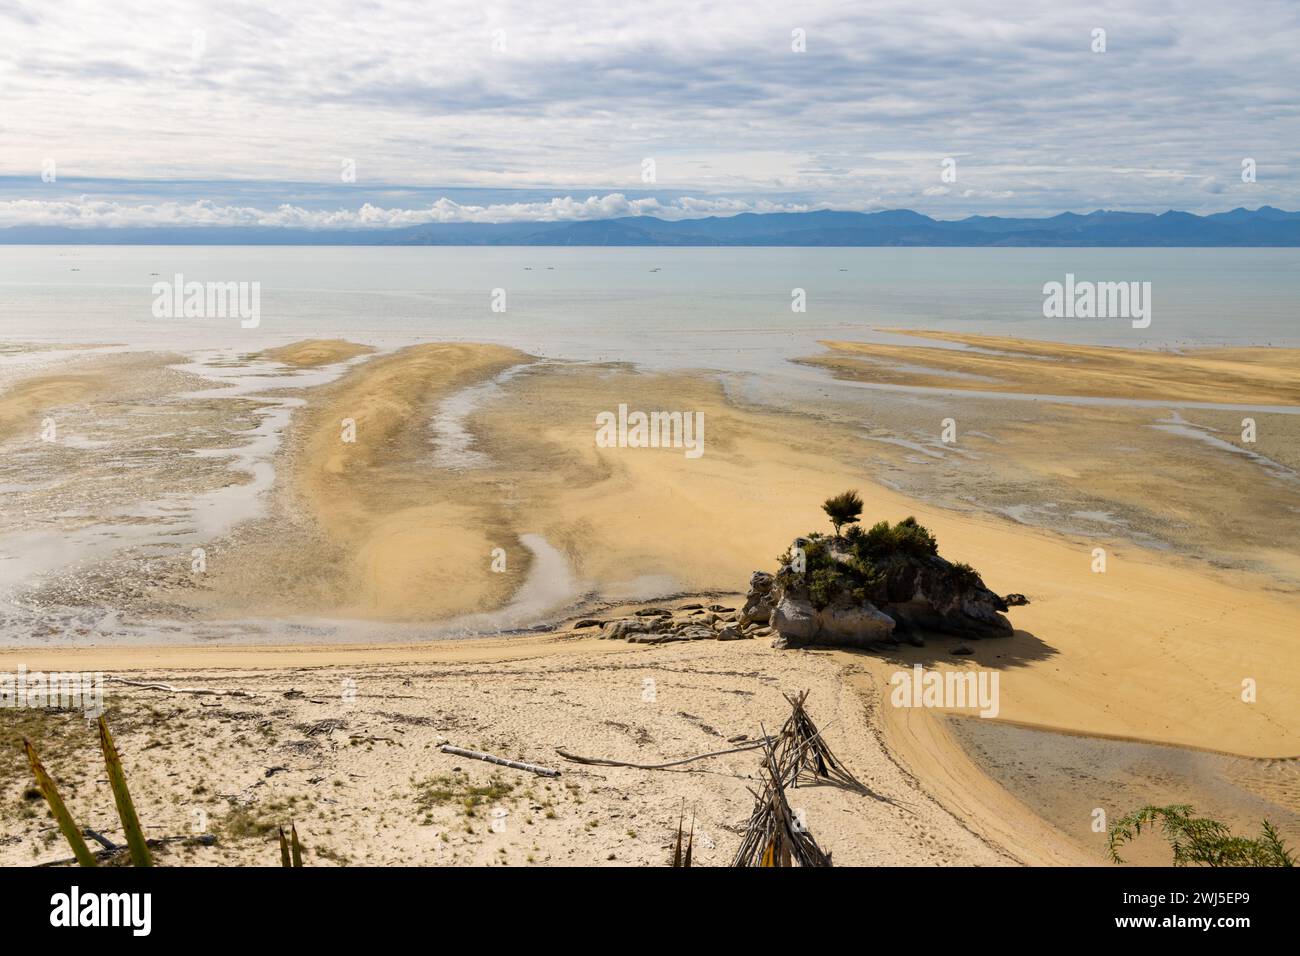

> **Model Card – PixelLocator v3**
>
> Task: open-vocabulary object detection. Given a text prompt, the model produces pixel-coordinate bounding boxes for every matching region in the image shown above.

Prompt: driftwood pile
[732,731,834,867]
[556,689,879,867]
[775,690,874,795]
[731,690,882,867]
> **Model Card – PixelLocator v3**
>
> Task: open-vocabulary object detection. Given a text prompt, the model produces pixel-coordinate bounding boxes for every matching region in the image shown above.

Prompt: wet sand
[794,333,1300,586]
[946,718,1300,865]
[2,334,1298,865]
[806,330,1300,405]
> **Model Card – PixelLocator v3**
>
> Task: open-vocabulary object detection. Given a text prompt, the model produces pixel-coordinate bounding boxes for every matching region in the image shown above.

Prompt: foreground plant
[23,716,152,866]
[669,812,693,867]
[278,823,304,867]
[23,738,98,867]
[1108,804,1294,867]
[98,717,151,867]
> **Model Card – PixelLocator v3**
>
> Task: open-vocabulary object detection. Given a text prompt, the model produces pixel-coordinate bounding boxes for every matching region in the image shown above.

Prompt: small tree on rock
[822,490,864,540]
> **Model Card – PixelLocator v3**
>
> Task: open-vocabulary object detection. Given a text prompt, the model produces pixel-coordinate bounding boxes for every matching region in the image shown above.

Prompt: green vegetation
[849,515,938,560]
[22,716,152,867]
[1108,805,1295,867]
[779,512,955,610]
[414,772,515,820]
[948,561,982,589]
[821,489,864,538]
[97,718,151,867]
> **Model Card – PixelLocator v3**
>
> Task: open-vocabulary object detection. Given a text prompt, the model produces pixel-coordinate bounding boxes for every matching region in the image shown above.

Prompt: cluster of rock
[744,537,1023,650]
[572,604,768,643]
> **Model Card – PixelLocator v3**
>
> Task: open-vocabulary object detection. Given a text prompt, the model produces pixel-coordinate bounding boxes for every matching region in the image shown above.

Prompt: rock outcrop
[750,523,1023,649]
[582,604,767,644]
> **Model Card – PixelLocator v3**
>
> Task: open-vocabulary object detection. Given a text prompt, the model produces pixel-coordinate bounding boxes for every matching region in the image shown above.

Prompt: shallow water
[0,350,370,643]
[1,246,1298,645]
[3,247,1299,371]
[947,718,1300,865]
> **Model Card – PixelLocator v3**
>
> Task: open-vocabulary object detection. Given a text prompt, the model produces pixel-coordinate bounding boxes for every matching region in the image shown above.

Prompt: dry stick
[37,834,216,868]
[440,744,560,778]
[106,677,255,699]
[82,828,118,851]
[556,737,773,771]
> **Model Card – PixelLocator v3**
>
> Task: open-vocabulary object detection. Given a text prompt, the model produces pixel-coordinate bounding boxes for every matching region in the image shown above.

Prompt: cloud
[0,193,818,228]
[0,0,1296,215]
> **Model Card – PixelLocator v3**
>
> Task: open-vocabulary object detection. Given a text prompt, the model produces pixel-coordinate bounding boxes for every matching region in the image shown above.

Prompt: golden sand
[808,330,1300,405]
[0,373,105,442]
[10,340,1291,759]
[260,339,376,367]
[3,336,1298,866]
[187,343,532,621]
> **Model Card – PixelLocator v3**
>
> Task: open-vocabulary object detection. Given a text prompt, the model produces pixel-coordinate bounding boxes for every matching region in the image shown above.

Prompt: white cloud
[0,0,1296,215]
[0,194,816,229]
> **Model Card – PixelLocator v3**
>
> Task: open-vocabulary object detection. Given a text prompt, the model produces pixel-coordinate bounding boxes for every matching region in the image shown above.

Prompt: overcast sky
[1,0,1297,226]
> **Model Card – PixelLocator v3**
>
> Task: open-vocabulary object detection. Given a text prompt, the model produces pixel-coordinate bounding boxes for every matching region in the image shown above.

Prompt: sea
[1,246,1297,374]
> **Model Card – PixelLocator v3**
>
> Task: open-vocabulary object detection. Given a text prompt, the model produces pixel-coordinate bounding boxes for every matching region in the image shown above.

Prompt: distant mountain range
[5,206,1300,246]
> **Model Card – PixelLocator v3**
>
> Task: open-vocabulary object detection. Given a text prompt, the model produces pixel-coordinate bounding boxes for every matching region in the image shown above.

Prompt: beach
[1,332,1297,866]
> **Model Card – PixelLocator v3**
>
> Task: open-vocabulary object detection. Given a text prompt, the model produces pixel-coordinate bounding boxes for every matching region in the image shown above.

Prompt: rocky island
[589,491,1025,650]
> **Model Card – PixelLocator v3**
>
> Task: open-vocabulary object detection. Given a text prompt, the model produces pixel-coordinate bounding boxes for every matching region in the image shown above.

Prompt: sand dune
[0,635,1020,868]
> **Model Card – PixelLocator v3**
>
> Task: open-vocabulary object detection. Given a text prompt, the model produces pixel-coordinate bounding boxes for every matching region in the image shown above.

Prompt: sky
[0,0,1297,228]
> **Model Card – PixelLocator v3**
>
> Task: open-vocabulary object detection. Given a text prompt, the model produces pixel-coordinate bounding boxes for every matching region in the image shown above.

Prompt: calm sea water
[1,246,1297,372]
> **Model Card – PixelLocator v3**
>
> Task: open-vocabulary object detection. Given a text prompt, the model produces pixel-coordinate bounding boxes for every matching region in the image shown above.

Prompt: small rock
[605,619,655,640]
[771,594,819,643]
[571,619,603,629]
[951,644,973,656]
[653,632,690,643]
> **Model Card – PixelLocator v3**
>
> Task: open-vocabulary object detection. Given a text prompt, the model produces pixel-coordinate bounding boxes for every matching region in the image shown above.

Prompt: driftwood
[777,690,880,797]
[107,677,255,698]
[732,727,833,868]
[440,744,560,778]
[729,691,888,866]
[556,738,773,771]
[37,833,216,867]
[83,828,117,851]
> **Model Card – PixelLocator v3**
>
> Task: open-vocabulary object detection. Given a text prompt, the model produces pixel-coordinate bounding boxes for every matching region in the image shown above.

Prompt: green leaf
[97,717,151,867]
[23,738,98,867]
